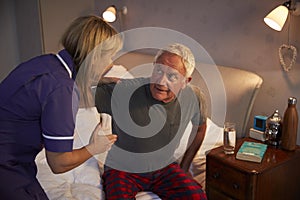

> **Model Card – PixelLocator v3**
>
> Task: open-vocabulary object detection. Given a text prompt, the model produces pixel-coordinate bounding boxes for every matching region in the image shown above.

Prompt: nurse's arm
[45,123,117,174]
[45,147,94,174]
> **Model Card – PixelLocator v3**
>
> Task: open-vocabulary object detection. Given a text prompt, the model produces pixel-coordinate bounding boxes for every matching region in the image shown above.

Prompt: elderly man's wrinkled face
[150,52,190,103]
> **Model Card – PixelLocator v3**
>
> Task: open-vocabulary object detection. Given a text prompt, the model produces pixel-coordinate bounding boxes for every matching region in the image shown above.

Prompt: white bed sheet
[36,111,222,199]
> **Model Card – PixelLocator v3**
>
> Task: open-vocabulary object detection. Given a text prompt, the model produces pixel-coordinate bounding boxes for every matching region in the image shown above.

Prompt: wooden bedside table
[206,138,300,200]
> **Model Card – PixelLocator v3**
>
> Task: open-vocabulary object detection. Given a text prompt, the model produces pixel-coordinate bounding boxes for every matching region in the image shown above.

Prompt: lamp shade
[102,6,117,22]
[264,5,289,31]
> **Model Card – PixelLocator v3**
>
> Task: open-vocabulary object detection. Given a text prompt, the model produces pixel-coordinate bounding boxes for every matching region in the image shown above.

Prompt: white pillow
[196,117,223,159]
[191,118,223,190]
[175,117,223,161]
[104,64,134,79]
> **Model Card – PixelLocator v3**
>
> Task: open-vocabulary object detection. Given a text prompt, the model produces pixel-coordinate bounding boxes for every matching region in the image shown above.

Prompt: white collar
[56,54,72,78]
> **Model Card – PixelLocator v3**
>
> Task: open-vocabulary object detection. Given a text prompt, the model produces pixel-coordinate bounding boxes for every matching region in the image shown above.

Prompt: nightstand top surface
[207,138,300,173]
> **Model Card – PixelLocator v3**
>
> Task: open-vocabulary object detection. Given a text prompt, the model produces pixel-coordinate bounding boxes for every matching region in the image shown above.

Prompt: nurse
[0,15,120,199]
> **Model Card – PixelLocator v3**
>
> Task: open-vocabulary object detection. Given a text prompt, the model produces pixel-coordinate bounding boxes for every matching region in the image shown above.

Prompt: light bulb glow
[102,6,117,22]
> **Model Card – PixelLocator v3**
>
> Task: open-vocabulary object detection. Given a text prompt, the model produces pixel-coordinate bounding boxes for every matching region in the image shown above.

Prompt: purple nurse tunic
[0,49,79,199]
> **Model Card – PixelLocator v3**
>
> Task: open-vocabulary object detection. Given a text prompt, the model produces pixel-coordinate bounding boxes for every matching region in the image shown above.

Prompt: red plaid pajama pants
[102,163,207,200]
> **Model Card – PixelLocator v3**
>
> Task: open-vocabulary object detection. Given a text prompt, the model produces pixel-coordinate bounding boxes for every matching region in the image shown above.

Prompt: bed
[35,52,263,199]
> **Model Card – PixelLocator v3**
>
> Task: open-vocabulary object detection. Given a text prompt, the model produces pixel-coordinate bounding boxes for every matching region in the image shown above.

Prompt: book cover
[236,141,268,163]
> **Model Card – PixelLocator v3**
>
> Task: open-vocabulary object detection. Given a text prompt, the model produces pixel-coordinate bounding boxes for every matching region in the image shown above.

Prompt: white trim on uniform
[42,133,74,140]
[56,54,72,78]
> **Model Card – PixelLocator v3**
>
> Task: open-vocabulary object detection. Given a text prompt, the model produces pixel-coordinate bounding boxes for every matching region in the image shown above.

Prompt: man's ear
[186,77,192,84]
[181,77,192,89]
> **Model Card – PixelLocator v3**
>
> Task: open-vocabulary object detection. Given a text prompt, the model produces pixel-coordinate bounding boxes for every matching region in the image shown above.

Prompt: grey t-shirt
[96,77,207,173]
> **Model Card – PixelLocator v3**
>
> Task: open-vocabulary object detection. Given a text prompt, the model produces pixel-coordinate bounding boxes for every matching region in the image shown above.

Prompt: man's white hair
[154,43,195,77]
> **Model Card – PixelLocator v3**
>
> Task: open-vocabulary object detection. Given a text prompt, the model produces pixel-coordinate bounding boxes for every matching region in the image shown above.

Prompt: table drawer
[207,158,248,199]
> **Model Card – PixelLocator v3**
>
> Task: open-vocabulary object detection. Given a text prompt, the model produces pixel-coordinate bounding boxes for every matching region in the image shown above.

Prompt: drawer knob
[233,183,239,190]
[213,172,220,179]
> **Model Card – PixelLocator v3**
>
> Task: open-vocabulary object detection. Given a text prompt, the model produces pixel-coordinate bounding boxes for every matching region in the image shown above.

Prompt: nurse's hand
[86,122,117,155]
[46,124,117,174]
[46,114,117,174]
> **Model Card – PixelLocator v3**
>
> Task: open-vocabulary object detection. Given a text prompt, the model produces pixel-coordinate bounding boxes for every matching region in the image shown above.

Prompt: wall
[1,0,300,144]
[39,0,95,53]
[0,0,42,80]
[0,0,95,78]
[0,0,18,81]
[96,0,300,144]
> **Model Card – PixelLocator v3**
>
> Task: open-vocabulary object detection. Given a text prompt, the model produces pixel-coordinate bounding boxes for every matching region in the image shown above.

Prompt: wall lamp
[264,0,300,31]
[102,5,128,23]
[264,1,299,72]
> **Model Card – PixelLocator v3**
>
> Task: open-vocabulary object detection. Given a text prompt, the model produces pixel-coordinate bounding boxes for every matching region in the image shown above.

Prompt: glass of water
[223,122,236,154]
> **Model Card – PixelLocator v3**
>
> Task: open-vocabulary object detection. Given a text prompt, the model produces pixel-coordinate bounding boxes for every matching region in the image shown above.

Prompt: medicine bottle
[281,97,298,151]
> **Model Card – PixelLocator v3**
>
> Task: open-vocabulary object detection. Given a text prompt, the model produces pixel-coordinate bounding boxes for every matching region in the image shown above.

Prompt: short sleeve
[41,85,79,152]
[95,78,149,115]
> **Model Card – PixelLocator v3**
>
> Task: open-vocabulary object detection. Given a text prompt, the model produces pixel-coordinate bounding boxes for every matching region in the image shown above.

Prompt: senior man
[96,43,207,200]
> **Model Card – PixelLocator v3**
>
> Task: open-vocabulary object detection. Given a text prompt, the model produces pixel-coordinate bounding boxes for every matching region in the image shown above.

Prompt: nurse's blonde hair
[61,15,122,72]
[61,15,123,107]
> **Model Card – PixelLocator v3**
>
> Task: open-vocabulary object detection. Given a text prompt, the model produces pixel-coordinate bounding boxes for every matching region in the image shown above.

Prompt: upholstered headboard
[113,52,263,138]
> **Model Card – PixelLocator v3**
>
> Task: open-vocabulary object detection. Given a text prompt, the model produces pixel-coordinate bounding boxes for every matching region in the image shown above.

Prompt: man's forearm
[180,123,206,172]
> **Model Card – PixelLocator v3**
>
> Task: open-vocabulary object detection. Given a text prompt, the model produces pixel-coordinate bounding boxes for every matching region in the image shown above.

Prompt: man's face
[150,52,190,103]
